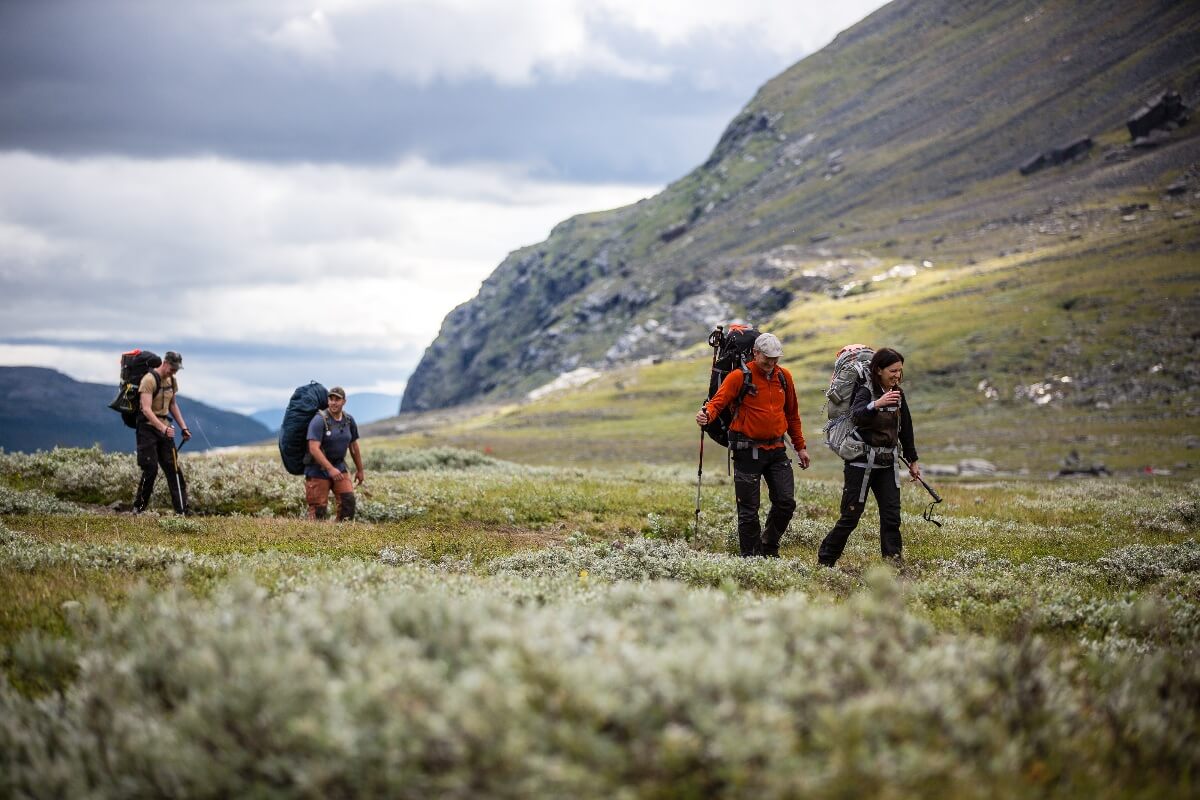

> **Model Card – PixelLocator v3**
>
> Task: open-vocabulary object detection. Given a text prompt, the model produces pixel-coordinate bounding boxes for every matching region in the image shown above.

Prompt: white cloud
[264,9,339,59]
[0,345,114,386]
[0,152,656,409]
[588,0,889,55]
[257,0,885,86]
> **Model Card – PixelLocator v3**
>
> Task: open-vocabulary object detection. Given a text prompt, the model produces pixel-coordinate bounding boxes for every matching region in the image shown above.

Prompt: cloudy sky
[0,0,887,414]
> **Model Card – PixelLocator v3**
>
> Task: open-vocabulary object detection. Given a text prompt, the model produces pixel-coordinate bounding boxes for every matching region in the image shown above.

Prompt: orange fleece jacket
[705,362,805,450]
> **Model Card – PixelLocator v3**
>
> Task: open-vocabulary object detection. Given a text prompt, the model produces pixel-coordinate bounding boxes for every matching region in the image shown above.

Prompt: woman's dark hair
[869,348,905,390]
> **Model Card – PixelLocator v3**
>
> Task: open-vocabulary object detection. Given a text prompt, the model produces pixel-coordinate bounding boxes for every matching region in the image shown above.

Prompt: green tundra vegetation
[1,443,1197,797]
[3,1,1198,793]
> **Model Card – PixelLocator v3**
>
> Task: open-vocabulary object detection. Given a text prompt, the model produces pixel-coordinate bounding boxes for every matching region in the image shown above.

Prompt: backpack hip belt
[729,432,785,460]
[848,444,902,503]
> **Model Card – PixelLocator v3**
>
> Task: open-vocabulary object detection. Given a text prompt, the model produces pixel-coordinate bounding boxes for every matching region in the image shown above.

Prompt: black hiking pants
[732,446,796,557]
[818,461,901,565]
[134,418,188,514]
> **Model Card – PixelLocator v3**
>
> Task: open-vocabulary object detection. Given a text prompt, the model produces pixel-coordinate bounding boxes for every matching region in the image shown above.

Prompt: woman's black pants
[732,446,796,557]
[818,461,901,565]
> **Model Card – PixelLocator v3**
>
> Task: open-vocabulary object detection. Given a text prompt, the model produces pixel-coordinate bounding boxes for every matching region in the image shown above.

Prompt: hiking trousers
[305,473,356,521]
[134,419,188,514]
[818,461,901,565]
[732,446,796,557]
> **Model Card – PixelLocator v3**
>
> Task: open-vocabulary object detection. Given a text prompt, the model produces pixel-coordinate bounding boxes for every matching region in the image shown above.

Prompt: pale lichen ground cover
[1,447,1197,798]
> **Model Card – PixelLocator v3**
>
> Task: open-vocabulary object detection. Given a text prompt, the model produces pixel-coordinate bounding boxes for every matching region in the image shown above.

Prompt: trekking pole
[900,456,943,527]
[190,415,214,449]
[693,325,725,540]
[693,426,704,539]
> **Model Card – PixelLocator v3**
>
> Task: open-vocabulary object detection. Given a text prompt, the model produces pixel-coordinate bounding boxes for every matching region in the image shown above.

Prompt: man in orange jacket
[696,332,810,557]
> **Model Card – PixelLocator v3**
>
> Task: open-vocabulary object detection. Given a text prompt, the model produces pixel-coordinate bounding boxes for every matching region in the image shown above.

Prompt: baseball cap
[754,333,783,357]
[328,386,346,399]
[164,351,183,369]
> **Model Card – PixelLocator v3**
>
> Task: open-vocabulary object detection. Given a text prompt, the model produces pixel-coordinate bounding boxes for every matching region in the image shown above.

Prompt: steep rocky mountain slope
[402,0,1200,413]
[0,367,271,453]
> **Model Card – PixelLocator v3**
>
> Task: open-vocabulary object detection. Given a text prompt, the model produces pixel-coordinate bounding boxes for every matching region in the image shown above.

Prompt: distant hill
[251,392,401,432]
[402,0,1200,412]
[0,367,272,453]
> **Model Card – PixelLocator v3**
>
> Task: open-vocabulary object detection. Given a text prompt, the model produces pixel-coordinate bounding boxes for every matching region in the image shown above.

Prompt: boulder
[659,221,689,243]
[957,458,997,477]
[1133,128,1173,149]
[1019,137,1093,176]
[1127,90,1190,140]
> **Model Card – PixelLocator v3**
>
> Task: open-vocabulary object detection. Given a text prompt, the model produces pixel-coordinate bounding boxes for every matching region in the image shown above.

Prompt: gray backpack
[821,344,874,461]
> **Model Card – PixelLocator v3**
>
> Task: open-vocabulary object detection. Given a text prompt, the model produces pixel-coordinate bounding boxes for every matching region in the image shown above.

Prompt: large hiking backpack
[107,349,163,428]
[701,323,785,447]
[279,382,328,475]
[821,344,875,460]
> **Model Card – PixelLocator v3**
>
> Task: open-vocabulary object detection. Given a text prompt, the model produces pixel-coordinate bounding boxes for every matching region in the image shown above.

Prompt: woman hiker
[818,347,921,567]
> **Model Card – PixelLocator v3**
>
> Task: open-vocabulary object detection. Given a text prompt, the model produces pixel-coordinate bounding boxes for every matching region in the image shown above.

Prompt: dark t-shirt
[304,411,358,478]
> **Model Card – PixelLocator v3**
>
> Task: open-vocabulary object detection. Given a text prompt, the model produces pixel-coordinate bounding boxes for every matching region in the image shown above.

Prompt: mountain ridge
[0,367,271,453]
[401,0,1200,413]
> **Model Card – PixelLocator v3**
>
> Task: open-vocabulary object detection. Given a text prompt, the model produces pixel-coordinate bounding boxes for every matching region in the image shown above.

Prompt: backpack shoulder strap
[318,408,331,433]
[152,371,162,394]
[736,357,756,399]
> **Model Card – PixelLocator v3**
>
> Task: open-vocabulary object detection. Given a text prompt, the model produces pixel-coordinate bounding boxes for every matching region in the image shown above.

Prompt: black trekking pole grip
[901,456,941,503]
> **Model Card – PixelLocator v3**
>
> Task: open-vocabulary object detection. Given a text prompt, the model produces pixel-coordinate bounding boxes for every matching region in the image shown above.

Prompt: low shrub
[2,569,1197,798]
[365,447,501,472]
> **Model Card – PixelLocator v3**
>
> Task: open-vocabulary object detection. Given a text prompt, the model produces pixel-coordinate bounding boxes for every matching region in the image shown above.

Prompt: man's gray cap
[328,386,346,399]
[164,351,183,369]
[754,333,784,357]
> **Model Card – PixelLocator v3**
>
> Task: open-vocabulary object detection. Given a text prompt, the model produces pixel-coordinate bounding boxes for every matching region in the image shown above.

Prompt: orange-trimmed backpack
[701,324,785,447]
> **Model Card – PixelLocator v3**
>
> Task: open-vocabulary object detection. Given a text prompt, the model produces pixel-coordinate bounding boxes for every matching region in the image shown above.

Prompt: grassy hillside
[402,0,1200,412]
[371,181,1199,478]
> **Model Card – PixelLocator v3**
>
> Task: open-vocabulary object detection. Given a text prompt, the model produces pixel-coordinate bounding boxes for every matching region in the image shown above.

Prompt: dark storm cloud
[0,0,793,183]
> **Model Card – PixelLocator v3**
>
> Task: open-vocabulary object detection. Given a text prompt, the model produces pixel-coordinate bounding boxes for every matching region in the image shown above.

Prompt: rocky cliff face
[402,0,1200,412]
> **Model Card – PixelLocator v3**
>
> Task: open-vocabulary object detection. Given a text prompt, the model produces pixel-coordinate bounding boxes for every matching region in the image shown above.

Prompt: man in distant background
[304,386,364,521]
[133,350,190,515]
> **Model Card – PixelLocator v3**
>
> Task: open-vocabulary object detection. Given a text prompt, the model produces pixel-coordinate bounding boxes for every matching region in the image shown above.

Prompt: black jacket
[849,384,917,463]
